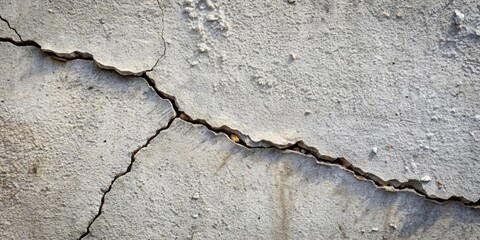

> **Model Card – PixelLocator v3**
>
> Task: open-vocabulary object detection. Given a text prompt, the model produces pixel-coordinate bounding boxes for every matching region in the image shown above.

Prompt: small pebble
[230,134,240,143]
[192,214,199,219]
[206,14,219,21]
[421,175,432,182]
[304,109,311,115]
[189,60,199,67]
[389,223,397,229]
[372,147,378,154]
[288,0,296,3]
[220,21,230,31]
[198,45,210,53]
[454,10,464,25]
[192,192,200,200]
[290,53,298,60]
[371,227,379,232]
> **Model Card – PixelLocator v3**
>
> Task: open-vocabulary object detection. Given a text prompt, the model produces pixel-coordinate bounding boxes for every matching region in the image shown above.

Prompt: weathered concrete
[86,119,480,240]
[0,0,165,74]
[150,0,480,201]
[0,42,175,239]
[0,0,479,239]
[0,17,19,42]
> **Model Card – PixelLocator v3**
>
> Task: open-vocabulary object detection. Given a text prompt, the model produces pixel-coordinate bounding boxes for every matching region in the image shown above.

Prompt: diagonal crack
[78,116,177,239]
[1,25,480,210]
[140,72,480,208]
[0,14,23,41]
[0,11,478,239]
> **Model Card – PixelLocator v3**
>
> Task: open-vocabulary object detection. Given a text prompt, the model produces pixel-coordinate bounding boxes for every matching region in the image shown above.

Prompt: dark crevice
[0,11,478,240]
[282,143,479,207]
[1,24,479,213]
[142,69,480,208]
[0,36,40,48]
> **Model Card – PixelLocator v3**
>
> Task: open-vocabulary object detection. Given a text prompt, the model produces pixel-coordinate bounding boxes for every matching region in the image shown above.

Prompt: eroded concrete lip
[0,0,166,75]
[1,35,478,205]
[148,0,480,202]
[1,0,479,204]
[83,118,480,239]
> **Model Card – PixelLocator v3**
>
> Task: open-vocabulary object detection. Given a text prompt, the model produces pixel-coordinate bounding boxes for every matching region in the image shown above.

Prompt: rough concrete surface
[150,0,480,201]
[0,16,20,42]
[0,0,165,74]
[0,0,479,239]
[0,43,175,239]
[86,119,480,240]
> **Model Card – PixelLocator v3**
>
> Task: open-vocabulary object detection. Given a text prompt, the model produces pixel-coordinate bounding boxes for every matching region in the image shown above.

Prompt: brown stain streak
[274,162,294,240]
[213,151,235,176]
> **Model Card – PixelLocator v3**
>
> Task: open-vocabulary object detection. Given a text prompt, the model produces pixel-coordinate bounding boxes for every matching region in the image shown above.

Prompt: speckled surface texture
[0,0,479,239]
[0,43,174,239]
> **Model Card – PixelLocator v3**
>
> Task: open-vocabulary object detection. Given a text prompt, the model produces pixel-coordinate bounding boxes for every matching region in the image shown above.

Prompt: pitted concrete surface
[150,0,480,201]
[85,119,480,240]
[0,16,19,41]
[0,0,165,74]
[0,43,174,239]
[0,0,479,239]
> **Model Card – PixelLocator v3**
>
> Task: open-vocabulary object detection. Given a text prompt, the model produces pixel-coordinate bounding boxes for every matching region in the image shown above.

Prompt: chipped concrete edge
[0,8,166,76]
[1,12,479,239]
[2,35,478,206]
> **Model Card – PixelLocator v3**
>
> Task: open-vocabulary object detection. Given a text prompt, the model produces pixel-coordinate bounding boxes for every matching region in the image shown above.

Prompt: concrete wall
[1,0,479,239]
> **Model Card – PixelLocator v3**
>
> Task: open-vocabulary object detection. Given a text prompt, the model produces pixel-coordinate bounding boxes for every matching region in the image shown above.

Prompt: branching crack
[0,10,478,239]
[140,71,480,208]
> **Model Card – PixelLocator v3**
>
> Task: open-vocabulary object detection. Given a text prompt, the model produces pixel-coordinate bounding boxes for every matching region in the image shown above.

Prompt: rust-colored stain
[385,144,394,151]
[213,150,236,175]
[272,161,294,240]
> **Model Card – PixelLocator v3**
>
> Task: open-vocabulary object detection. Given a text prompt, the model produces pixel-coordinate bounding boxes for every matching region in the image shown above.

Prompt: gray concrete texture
[0,0,479,239]
[0,43,175,239]
[85,119,480,240]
